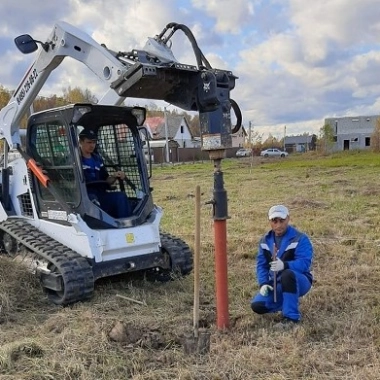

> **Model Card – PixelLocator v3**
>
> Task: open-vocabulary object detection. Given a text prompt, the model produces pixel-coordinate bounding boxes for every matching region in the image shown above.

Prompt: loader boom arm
[0,21,240,150]
[0,21,134,149]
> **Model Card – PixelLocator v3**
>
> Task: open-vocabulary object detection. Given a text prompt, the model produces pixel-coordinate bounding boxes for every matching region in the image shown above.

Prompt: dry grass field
[1,150,380,379]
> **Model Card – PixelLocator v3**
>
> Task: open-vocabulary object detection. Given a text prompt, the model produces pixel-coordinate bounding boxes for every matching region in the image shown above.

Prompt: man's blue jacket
[256,225,313,287]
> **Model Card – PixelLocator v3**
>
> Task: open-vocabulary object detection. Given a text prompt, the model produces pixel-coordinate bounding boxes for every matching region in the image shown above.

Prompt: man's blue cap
[79,129,97,140]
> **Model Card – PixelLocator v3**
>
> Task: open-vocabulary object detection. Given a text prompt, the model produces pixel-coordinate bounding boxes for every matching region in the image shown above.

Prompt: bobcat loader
[0,21,239,305]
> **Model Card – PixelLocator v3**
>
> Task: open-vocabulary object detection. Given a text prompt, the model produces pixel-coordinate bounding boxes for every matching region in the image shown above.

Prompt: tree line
[0,84,313,151]
[0,85,201,135]
[2,84,378,153]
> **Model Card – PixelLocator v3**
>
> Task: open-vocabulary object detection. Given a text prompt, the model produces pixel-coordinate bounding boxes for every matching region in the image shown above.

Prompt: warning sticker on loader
[202,134,222,150]
[48,210,68,221]
[125,233,135,244]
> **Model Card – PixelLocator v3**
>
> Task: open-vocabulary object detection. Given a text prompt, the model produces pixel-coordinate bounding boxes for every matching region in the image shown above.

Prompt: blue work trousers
[89,191,131,218]
[250,269,312,321]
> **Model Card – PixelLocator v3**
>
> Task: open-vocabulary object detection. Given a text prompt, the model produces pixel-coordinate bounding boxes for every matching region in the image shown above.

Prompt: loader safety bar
[27,158,49,187]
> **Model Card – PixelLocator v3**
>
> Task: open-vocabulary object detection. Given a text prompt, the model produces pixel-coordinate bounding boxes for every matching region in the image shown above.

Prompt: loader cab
[26,104,154,229]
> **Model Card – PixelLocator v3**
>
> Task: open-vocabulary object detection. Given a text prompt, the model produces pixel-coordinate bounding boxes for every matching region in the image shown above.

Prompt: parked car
[260,148,289,158]
[236,148,252,157]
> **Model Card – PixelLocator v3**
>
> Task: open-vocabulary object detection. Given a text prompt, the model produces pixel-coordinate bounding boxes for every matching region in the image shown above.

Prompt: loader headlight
[131,107,146,126]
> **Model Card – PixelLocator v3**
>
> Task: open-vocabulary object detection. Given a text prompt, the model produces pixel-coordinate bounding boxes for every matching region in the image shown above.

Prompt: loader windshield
[26,104,151,226]
[29,122,79,205]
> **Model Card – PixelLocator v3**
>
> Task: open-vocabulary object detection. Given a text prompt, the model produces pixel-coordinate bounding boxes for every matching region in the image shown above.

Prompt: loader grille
[18,192,33,217]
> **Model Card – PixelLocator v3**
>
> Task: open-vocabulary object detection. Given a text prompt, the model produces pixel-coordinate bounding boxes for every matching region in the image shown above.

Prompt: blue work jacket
[256,225,313,287]
[82,153,109,183]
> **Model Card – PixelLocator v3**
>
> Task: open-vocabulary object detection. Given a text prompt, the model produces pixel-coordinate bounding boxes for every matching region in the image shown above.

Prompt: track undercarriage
[0,219,193,305]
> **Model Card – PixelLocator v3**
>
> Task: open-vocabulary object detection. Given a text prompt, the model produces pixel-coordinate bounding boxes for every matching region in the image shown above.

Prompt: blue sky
[1,0,380,138]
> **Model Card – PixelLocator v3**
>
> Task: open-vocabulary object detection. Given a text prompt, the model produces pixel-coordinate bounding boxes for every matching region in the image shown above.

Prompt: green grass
[1,150,380,379]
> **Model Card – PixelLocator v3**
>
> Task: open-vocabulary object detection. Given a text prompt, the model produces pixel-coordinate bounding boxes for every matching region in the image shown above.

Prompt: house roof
[285,135,314,144]
[232,125,247,136]
[144,115,192,140]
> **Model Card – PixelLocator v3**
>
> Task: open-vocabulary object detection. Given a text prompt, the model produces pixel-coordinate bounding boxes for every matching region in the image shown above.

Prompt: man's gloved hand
[270,258,285,272]
[259,284,273,297]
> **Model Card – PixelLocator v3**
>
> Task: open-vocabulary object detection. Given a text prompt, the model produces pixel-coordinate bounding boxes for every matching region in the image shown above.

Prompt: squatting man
[250,205,313,327]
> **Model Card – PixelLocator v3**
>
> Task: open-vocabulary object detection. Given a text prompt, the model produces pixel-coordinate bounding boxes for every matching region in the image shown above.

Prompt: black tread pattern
[146,232,193,282]
[0,219,94,305]
[160,232,193,276]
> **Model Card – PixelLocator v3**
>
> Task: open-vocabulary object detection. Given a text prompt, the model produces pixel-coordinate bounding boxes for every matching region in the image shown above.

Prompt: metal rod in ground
[273,243,277,303]
[183,185,211,355]
[193,185,201,338]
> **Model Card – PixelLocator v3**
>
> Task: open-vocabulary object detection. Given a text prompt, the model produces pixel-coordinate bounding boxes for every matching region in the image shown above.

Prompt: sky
[1,0,380,139]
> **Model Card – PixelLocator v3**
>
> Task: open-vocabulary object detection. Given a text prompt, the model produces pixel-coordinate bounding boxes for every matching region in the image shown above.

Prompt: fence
[151,147,241,163]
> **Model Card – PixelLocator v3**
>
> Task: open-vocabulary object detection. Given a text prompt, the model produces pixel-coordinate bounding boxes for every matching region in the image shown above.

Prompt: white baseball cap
[268,205,289,220]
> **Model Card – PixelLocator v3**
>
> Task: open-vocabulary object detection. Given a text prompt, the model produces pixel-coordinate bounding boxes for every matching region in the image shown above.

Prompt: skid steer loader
[0,21,240,305]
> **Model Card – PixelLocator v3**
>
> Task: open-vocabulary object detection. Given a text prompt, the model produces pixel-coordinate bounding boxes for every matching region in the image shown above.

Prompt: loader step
[0,219,94,305]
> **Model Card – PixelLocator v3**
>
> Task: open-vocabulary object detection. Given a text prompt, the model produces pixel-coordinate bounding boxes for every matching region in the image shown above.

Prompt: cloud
[0,2,70,37]
[231,0,380,136]
[1,0,380,139]
[290,0,380,56]
[191,0,255,34]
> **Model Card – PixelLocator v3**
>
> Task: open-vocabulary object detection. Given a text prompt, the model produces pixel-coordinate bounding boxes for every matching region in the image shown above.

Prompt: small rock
[109,321,127,342]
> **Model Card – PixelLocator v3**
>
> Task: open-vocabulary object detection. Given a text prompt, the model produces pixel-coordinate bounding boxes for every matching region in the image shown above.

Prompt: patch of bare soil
[288,198,329,209]
[361,186,380,196]
[108,321,178,349]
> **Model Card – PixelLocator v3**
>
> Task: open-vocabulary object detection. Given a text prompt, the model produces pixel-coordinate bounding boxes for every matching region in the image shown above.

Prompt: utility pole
[164,107,170,163]
[248,121,252,148]
[284,125,286,151]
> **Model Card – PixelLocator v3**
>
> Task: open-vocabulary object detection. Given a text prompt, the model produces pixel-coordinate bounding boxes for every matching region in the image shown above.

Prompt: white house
[231,125,247,148]
[144,115,200,148]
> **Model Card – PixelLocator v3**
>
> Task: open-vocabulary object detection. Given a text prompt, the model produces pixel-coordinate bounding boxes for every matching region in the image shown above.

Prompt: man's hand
[259,284,273,297]
[270,258,284,272]
[115,171,126,180]
[109,171,126,184]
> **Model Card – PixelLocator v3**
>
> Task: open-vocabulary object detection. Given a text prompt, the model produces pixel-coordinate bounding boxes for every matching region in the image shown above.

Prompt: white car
[260,148,288,158]
[236,148,252,157]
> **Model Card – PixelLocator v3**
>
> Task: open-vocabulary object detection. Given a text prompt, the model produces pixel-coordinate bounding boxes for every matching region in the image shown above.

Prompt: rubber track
[160,232,193,275]
[0,219,94,305]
